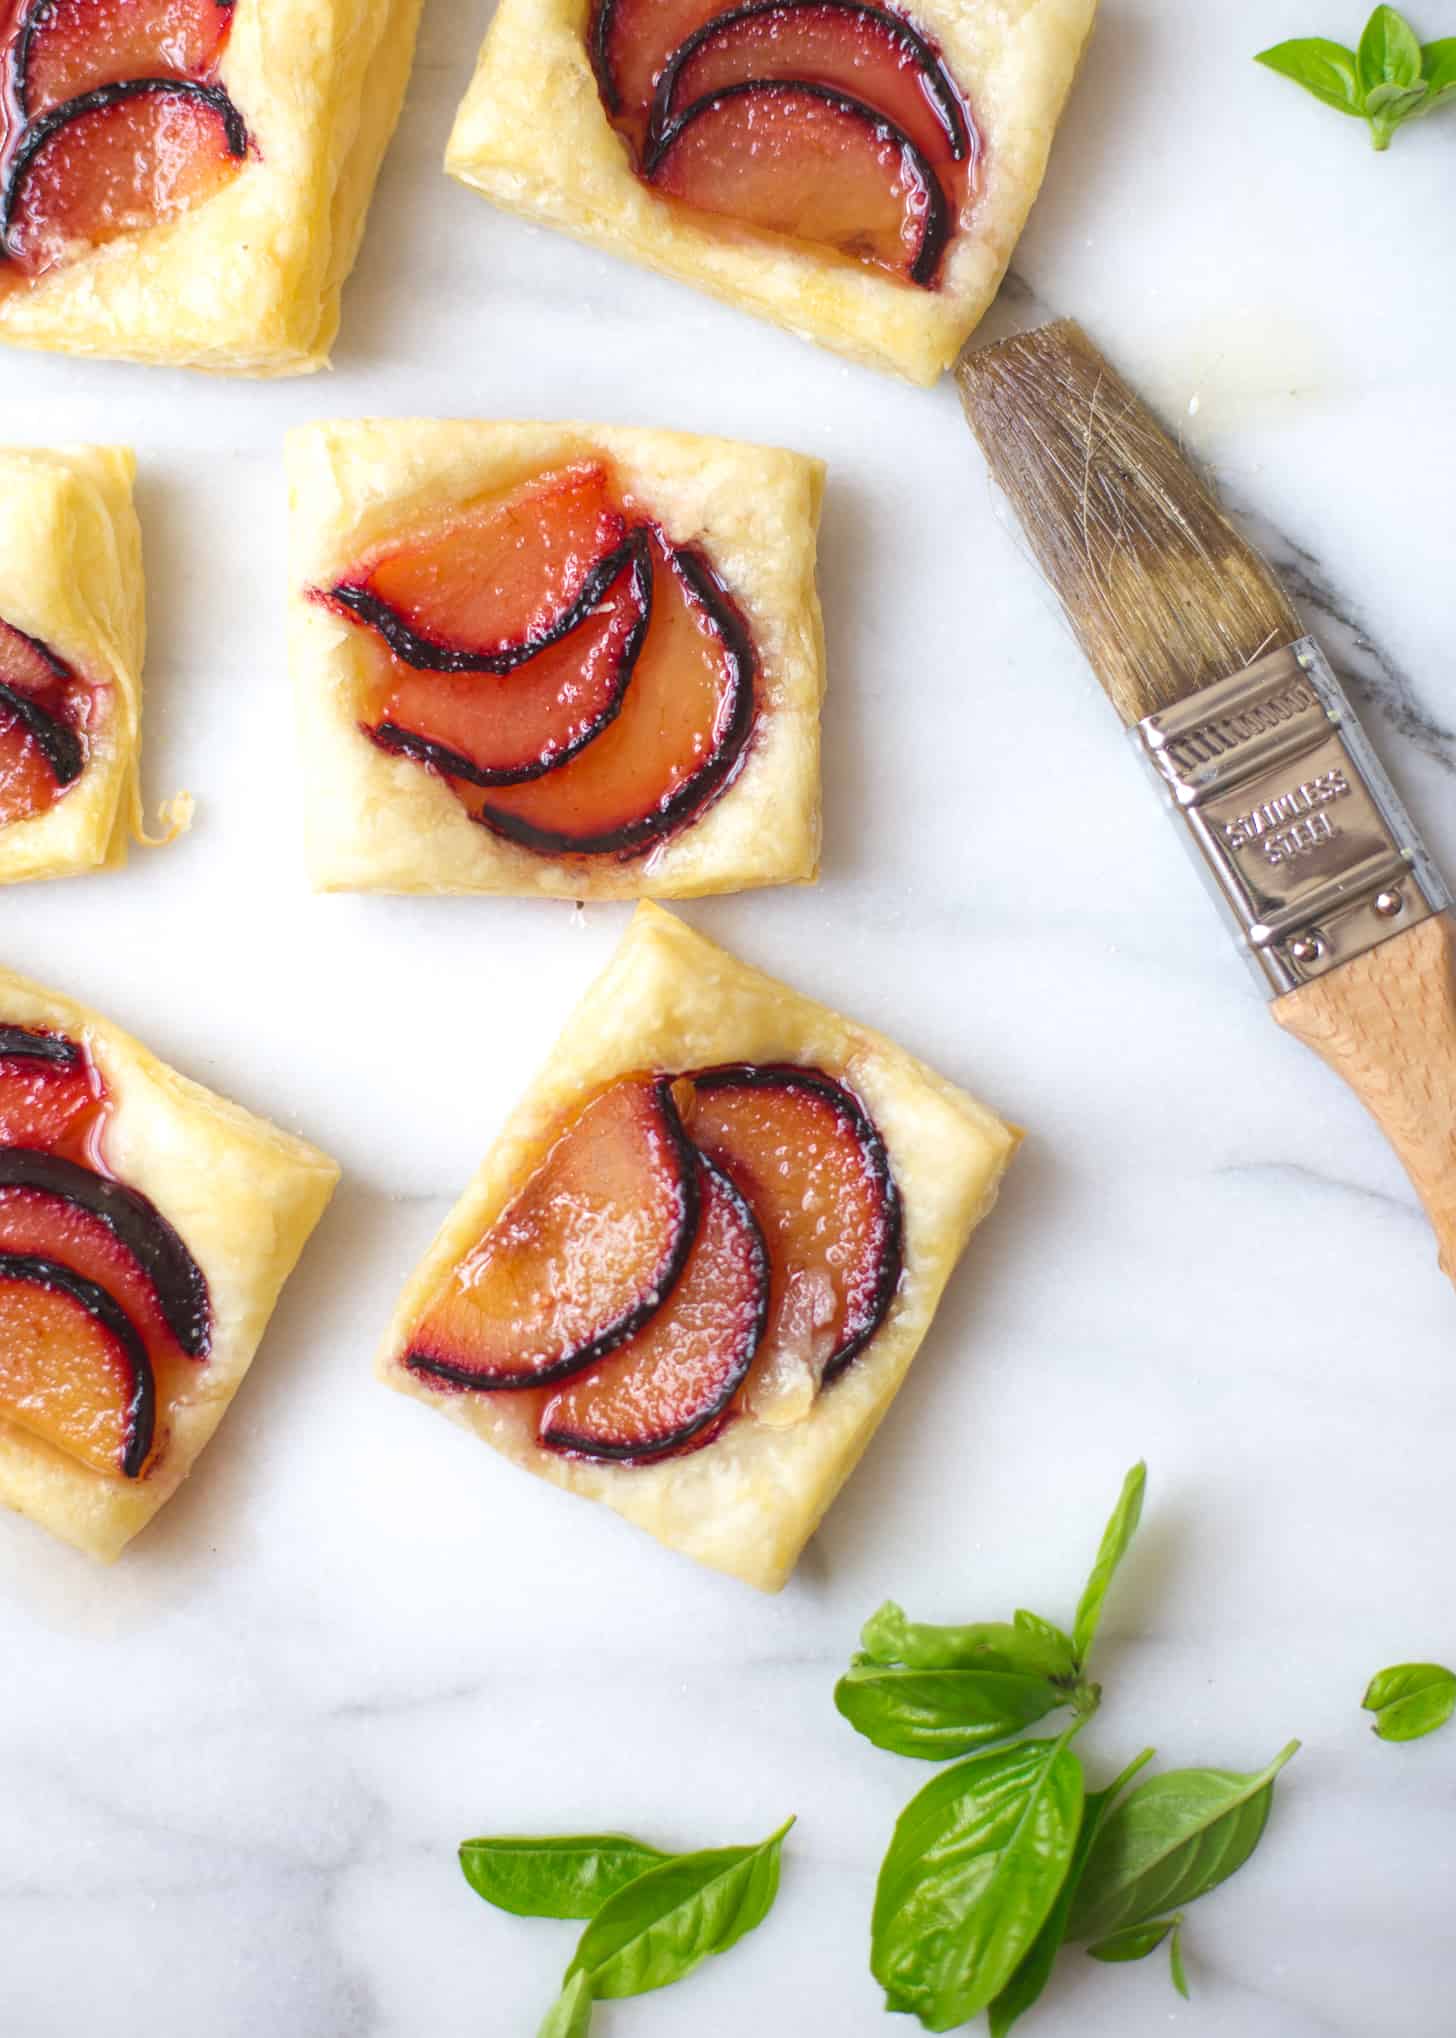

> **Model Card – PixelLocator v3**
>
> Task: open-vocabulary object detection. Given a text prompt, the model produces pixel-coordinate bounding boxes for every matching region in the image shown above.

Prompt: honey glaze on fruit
[0,0,249,287]
[0,613,93,828]
[590,0,976,285]
[318,461,759,859]
[0,1023,211,1478]
[401,1064,901,1464]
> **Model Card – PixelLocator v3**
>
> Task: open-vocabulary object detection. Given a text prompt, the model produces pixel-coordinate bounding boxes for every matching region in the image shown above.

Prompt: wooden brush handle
[1274,913,1456,1284]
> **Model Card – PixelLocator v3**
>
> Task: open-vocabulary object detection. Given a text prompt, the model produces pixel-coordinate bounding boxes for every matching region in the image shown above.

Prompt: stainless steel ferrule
[1133,637,1451,997]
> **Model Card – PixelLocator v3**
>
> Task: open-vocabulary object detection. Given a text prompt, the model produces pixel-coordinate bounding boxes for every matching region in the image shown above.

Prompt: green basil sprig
[837,1467,1143,1761]
[1257,7,1456,148]
[986,1749,1154,2036]
[871,1725,1087,2028]
[459,1834,668,1919]
[566,1818,792,1998]
[1067,1743,1300,1944]
[1088,1914,1190,2000]
[459,1817,791,2030]
[1362,1662,1456,1741]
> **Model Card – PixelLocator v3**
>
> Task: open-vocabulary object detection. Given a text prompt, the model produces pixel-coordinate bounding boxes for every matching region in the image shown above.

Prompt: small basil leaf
[1255,37,1365,116]
[1087,1912,1182,1964]
[1067,1742,1299,1943]
[1169,1917,1191,2001]
[1365,78,1428,140]
[1420,37,1456,106]
[1358,5,1422,94]
[1071,1462,1146,1669]
[986,1749,1155,2038]
[835,1663,1067,1760]
[1362,1662,1456,1742]
[458,1834,668,1920]
[566,1817,792,1999]
[860,1602,1074,1681]
[537,1971,593,2038]
[872,1732,1085,2029]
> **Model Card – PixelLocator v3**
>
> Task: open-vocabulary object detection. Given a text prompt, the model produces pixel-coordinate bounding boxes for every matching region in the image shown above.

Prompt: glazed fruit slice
[406,1075,700,1391]
[0,615,84,827]
[2,79,248,277]
[13,0,236,121]
[686,1064,901,1422]
[0,1150,210,1356]
[473,535,755,855]
[652,2,970,178]
[646,81,948,285]
[0,1182,195,1371]
[368,533,653,787]
[0,1251,154,1476]
[0,1027,100,1153]
[540,1153,768,1461]
[326,465,629,675]
[591,0,720,151]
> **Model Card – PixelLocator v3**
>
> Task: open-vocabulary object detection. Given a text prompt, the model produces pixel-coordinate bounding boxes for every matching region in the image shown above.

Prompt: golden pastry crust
[286,418,826,899]
[446,0,1098,384]
[0,0,423,376]
[0,970,339,1559]
[0,445,148,885]
[379,904,1018,1591]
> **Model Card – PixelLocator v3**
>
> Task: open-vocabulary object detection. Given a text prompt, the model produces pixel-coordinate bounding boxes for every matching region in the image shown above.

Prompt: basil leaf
[1071,1462,1146,1669]
[1365,77,1428,141]
[1255,37,1365,116]
[458,1834,668,1920]
[566,1817,792,1999]
[1067,1742,1299,1944]
[986,1749,1154,2038]
[835,1662,1067,1760]
[1420,37,1456,107]
[1362,1662,1456,1742]
[860,1602,1075,1682]
[537,1971,593,2038]
[1087,1913,1182,1964]
[1169,1916,1191,2000]
[872,1732,1085,2029]
[1358,5,1422,95]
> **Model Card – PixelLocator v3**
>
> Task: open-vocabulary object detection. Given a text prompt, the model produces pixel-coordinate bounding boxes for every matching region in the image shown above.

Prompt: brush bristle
[955,320,1302,726]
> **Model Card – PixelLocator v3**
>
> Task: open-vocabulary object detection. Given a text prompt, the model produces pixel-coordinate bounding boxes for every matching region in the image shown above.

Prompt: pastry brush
[956,318,1456,1288]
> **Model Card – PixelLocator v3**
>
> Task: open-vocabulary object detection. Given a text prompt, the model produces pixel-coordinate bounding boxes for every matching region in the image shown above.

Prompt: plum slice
[651,2,971,179]
[367,532,652,787]
[325,465,629,675]
[685,1064,901,1421]
[12,0,236,121]
[1,78,247,278]
[0,1151,211,1357]
[472,534,755,856]
[0,614,85,827]
[0,1027,101,1154]
[591,0,720,150]
[0,1251,154,1477]
[406,1074,700,1392]
[646,80,948,284]
[540,1152,768,1461]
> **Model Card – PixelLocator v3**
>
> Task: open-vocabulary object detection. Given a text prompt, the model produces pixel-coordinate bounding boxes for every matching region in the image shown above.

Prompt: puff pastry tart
[379,904,1018,1591]
[287,419,824,898]
[0,445,176,886]
[0,970,338,1559]
[0,0,422,374]
[446,0,1097,384]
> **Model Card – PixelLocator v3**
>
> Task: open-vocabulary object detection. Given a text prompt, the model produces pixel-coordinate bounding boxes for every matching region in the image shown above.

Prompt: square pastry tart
[379,904,1018,1591]
[445,0,1098,383]
[0,0,422,374]
[0,970,339,1559]
[0,444,159,886]
[287,419,825,899]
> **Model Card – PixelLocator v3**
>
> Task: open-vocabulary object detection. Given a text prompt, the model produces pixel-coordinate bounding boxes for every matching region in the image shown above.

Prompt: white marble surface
[2,2,1454,2033]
